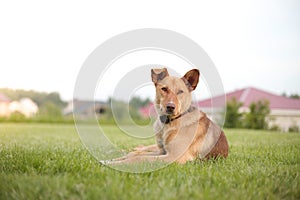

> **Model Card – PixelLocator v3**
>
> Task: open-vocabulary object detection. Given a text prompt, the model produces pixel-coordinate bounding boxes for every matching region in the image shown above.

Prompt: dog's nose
[166,102,176,113]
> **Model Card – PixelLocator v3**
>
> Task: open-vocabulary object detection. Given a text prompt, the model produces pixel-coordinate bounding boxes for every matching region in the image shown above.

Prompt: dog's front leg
[106,153,174,165]
[133,144,160,152]
[106,148,162,163]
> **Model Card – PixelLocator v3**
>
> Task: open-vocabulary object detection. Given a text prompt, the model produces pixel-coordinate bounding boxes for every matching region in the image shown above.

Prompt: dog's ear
[182,69,200,91]
[151,68,169,84]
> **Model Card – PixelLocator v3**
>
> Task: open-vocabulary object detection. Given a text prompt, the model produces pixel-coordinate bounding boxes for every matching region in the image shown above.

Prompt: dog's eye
[177,90,184,95]
[161,87,168,92]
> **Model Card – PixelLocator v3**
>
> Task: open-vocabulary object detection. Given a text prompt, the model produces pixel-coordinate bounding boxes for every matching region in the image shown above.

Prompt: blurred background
[0,0,299,131]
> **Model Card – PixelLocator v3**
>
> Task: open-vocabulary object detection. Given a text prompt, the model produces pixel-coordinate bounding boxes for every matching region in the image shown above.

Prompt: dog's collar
[159,106,196,124]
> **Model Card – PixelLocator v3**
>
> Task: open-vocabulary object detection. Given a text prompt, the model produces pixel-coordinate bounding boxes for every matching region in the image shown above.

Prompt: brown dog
[108,68,228,165]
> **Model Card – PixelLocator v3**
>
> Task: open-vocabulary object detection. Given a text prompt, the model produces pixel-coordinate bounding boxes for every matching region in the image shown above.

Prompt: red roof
[198,87,300,110]
[139,102,156,118]
[0,93,10,103]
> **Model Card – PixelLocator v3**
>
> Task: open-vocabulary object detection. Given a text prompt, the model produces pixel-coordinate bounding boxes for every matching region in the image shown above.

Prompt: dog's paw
[99,160,111,165]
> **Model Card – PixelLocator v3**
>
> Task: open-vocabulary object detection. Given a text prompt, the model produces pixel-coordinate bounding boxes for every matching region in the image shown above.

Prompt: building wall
[268,109,300,132]
[0,102,10,117]
[0,98,39,118]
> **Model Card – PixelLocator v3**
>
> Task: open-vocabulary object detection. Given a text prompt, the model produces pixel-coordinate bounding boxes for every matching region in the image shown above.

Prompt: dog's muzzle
[166,102,176,114]
[160,106,195,124]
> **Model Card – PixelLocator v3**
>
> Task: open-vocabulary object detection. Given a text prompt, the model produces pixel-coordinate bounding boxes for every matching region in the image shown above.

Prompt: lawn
[0,123,299,200]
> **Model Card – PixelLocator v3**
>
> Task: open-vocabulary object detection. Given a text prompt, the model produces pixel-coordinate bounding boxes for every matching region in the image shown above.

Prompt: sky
[0,0,299,101]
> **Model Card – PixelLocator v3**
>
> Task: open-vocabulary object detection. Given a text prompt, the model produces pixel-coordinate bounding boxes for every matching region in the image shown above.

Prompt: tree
[108,98,127,122]
[289,94,300,99]
[46,92,67,108]
[224,98,243,128]
[129,96,151,120]
[129,96,151,108]
[282,92,300,99]
[103,97,151,123]
[38,102,63,119]
[0,88,66,107]
[244,100,270,129]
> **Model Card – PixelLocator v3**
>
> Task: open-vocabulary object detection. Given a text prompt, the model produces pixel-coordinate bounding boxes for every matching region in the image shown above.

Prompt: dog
[107,68,228,165]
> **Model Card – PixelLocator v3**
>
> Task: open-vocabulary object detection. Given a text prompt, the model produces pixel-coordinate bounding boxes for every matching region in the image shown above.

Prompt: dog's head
[151,68,200,117]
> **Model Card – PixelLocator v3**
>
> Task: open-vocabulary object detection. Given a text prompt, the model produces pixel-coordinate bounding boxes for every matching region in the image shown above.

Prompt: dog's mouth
[158,103,180,117]
[166,110,174,115]
[162,108,180,117]
[160,108,175,116]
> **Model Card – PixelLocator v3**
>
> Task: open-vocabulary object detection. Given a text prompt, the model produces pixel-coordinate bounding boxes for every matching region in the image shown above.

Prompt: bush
[37,102,63,119]
[288,124,299,133]
[269,124,281,131]
[244,100,270,129]
[8,111,27,122]
[224,98,243,128]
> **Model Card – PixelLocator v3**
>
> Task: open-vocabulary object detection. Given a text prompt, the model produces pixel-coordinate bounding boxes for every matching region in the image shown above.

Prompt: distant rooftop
[197,87,300,110]
[63,99,108,115]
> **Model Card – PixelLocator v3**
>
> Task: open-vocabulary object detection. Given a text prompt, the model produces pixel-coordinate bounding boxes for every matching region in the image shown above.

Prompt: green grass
[0,123,299,200]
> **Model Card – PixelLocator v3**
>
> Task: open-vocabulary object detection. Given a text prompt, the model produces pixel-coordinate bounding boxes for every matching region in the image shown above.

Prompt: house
[9,98,39,117]
[139,102,156,118]
[0,94,38,118]
[197,87,300,131]
[0,93,10,117]
[63,99,107,118]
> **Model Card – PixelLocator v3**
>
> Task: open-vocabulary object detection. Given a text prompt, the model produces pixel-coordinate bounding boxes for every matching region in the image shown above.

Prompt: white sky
[0,0,299,101]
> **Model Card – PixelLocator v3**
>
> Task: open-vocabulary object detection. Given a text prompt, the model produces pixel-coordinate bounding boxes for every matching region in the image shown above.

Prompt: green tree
[244,100,270,129]
[224,98,243,128]
[129,96,151,120]
[38,102,63,120]
[129,96,151,108]
[0,88,66,108]
[108,98,127,122]
[103,97,151,123]
[289,94,300,99]
[8,111,26,122]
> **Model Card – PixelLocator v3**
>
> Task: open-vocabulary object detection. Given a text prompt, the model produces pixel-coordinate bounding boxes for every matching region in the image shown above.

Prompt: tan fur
[108,68,228,165]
